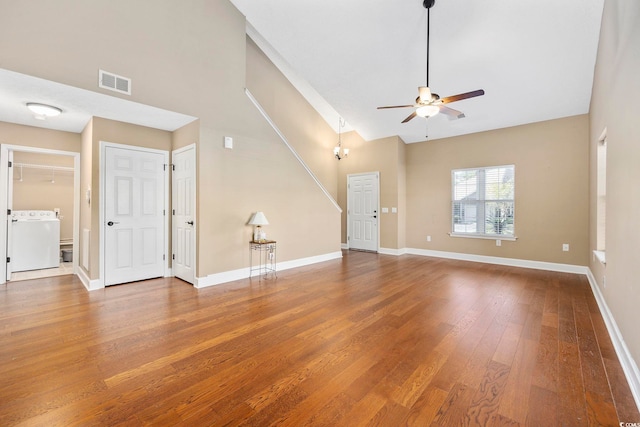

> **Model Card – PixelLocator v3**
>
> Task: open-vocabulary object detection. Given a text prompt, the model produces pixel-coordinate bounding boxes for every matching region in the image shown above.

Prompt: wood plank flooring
[0,251,638,426]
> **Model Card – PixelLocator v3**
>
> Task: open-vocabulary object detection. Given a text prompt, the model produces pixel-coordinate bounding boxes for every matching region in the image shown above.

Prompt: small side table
[249,240,277,280]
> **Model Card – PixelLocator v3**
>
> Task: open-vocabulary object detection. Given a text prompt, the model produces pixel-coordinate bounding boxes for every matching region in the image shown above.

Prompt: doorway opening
[0,145,79,284]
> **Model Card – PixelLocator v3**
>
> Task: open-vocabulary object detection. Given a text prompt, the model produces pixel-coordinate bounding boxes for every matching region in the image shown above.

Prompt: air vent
[99,69,131,95]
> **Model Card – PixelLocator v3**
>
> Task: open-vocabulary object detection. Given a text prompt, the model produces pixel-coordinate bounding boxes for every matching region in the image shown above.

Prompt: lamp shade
[248,211,269,226]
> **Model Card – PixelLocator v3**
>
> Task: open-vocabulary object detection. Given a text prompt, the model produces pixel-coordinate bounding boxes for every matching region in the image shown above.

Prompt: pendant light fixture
[333,117,349,160]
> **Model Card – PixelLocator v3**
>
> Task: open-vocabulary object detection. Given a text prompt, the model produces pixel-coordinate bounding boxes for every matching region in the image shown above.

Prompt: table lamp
[249,211,269,242]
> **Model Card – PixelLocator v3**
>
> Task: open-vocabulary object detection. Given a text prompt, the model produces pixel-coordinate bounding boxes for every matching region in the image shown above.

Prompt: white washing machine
[11,210,60,272]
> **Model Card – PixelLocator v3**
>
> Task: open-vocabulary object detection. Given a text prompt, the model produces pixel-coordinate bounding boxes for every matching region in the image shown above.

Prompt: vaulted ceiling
[230,0,604,142]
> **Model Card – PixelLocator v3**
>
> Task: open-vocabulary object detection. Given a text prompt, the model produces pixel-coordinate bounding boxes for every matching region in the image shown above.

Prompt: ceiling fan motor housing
[423,0,435,9]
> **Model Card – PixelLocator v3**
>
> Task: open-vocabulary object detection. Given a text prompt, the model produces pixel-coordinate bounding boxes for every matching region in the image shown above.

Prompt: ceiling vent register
[99,69,131,95]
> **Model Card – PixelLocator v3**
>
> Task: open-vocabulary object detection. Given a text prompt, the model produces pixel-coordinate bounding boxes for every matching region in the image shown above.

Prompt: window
[452,165,515,238]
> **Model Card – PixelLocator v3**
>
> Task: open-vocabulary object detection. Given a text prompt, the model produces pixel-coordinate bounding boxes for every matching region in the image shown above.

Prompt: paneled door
[104,145,166,286]
[347,172,379,252]
[5,151,13,281]
[172,145,196,285]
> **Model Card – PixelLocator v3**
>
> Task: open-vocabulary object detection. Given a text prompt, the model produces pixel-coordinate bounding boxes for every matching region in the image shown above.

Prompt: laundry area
[10,151,74,281]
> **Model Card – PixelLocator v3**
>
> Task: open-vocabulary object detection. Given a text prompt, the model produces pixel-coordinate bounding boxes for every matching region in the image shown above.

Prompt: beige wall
[0,122,80,250]
[172,120,200,152]
[589,0,640,373]
[12,152,74,241]
[0,121,81,153]
[1,0,342,281]
[337,133,405,249]
[80,119,93,276]
[85,117,172,280]
[245,38,338,199]
[406,115,590,265]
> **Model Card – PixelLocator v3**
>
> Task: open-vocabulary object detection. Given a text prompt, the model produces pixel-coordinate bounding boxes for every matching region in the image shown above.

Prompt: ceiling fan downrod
[423,0,435,88]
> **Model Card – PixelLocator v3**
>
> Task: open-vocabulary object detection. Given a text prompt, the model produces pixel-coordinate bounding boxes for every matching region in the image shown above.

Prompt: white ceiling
[231,0,604,143]
[0,69,196,134]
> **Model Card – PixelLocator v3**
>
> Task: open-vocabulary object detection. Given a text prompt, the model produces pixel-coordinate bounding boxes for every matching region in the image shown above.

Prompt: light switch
[381,207,389,213]
[224,136,233,149]
[391,207,397,213]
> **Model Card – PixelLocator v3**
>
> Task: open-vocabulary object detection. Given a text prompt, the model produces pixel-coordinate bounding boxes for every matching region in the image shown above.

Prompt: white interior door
[5,151,13,280]
[348,172,379,252]
[104,145,166,286]
[172,145,196,284]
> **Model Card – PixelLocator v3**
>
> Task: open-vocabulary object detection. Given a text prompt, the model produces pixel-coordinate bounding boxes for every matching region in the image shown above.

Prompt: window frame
[450,164,516,240]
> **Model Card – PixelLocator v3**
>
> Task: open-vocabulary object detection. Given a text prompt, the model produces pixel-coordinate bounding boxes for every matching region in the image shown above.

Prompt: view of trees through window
[452,165,515,237]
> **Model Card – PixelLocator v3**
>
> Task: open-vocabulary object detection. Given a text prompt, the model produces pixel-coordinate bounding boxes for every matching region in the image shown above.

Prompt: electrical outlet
[496,239,501,247]
[427,235,431,242]
[562,243,569,252]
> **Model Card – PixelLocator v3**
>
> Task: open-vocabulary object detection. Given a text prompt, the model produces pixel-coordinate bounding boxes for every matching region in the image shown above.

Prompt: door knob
[186,221,194,225]
[372,215,377,219]
[107,221,119,226]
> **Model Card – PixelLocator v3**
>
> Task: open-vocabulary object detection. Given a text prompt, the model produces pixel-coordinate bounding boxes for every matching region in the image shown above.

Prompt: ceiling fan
[377,0,484,123]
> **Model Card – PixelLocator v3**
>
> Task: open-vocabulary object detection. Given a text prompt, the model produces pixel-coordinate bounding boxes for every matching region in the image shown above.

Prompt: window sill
[449,233,517,241]
[593,250,606,265]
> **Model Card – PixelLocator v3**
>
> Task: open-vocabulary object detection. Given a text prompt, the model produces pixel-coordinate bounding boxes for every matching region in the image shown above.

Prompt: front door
[104,145,166,286]
[172,145,196,285]
[347,172,379,252]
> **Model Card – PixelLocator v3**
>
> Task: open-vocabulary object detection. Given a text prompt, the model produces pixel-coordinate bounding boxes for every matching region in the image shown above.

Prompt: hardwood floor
[0,251,638,426]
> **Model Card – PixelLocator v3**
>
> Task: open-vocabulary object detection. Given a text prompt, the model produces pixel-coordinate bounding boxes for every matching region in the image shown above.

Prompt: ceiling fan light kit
[377,0,484,125]
[416,105,439,118]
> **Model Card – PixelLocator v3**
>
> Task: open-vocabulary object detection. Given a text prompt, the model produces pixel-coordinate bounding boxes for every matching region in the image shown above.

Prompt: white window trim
[449,233,517,241]
[451,164,515,239]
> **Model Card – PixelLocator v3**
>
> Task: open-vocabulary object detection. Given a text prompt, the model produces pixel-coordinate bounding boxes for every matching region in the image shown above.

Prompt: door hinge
[172,209,175,215]
[172,164,175,171]
[6,257,10,263]
[8,161,12,168]
[163,254,165,261]
[172,254,175,260]
[347,236,350,241]
[7,209,11,215]
[163,209,166,216]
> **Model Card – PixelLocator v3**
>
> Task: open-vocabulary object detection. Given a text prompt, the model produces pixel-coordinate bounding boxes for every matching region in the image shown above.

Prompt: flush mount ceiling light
[26,102,62,119]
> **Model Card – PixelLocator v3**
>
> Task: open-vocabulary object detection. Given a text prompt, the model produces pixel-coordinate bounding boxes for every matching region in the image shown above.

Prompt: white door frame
[0,144,80,285]
[347,171,380,252]
[171,143,196,285]
[99,141,170,287]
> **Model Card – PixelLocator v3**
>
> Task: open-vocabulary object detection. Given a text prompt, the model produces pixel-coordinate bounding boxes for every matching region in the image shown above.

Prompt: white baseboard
[378,247,408,256]
[195,251,343,289]
[78,268,103,291]
[341,243,349,250]
[405,248,588,274]
[586,269,640,410]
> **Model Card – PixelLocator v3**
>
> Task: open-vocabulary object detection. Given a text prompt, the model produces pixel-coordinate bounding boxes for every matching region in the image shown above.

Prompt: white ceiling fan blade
[438,105,466,120]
